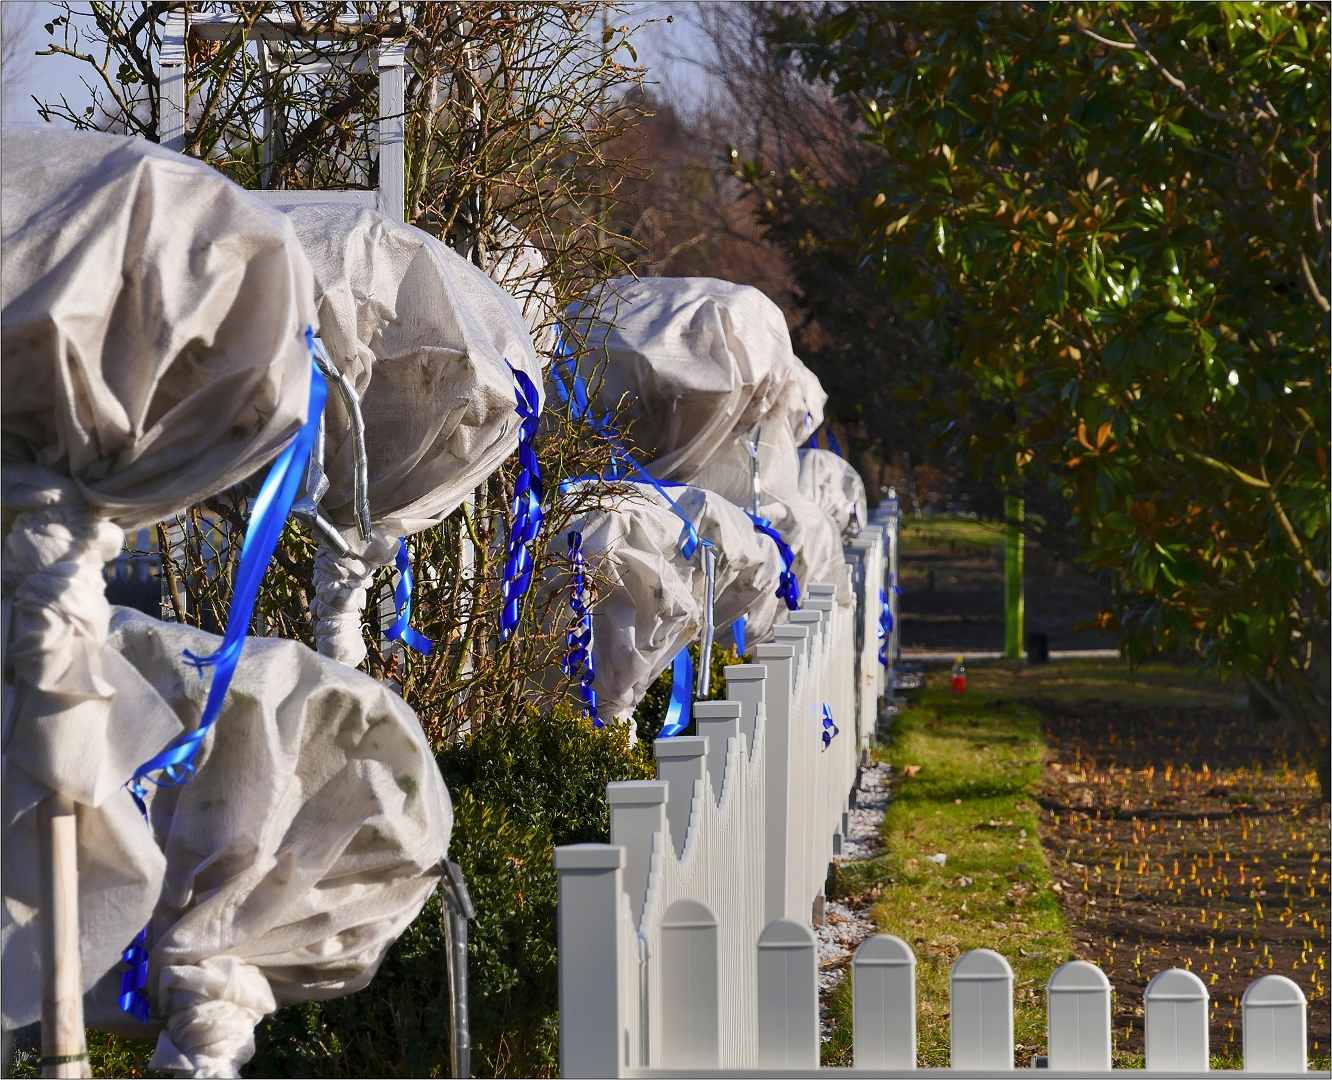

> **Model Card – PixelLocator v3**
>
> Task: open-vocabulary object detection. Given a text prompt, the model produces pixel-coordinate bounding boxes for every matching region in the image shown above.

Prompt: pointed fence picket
[555,517,1314,1078]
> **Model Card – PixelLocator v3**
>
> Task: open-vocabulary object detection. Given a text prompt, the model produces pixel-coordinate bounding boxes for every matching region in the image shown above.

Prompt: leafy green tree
[765,2,1330,798]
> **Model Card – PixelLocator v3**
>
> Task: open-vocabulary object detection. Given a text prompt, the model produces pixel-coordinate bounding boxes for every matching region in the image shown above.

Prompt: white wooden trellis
[159,10,405,222]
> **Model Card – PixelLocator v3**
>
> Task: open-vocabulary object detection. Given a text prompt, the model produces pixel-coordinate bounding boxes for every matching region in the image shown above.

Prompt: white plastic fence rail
[553,905,1312,1077]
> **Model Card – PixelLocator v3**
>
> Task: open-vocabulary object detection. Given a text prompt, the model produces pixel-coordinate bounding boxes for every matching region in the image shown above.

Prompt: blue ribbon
[658,647,693,738]
[746,512,801,611]
[500,362,544,641]
[117,926,151,1022]
[878,588,893,667]
[821,702,840,750]
[385,538,433,654]
[731,617,746,656]
[120,329,326,1021]
[550,338,701,560]
[826,428,843,458]
[562,530,601,726]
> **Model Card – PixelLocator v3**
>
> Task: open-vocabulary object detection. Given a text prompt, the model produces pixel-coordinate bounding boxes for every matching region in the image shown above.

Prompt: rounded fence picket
[1242,974,1307,1074]
[1046,959,1112,1071]
[853,934,917,1069]
[660,898,721,1069]
[950,948,1014,1070]
[1144,967,1209,1073]
[756,917,818,1069]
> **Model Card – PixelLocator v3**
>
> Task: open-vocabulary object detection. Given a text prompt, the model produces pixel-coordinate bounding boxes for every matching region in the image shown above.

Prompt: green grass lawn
[898,515,1005,553]
[823,665,1072,1068]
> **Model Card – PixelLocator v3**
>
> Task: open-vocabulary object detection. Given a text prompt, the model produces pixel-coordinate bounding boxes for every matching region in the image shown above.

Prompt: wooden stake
[37,794,88,1079]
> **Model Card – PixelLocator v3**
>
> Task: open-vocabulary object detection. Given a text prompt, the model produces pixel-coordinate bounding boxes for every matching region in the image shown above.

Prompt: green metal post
[1004,496,1024,659]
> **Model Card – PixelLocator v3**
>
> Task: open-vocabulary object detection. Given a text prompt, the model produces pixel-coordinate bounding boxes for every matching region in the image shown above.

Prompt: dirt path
[1033,698,1329,1064]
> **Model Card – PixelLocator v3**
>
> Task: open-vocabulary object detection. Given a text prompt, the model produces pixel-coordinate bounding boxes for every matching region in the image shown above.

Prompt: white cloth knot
[150,956,276,1078]
[310,531,399,666]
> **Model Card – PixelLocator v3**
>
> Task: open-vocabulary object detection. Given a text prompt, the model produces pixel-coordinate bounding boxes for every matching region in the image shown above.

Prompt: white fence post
[659,898,721,1069]
[608,780,667,923]
[376,41,406,221]
[694,701,742,806]
[756,642,796,922]
[555,844,626,1079]
[1242,974,1307,1073]
[1144,968,1209,1072]
[654,735,708,859]
[950,948,1014,1070]
[724,663,767,753]
[1046,960,1112,1071]
[756,917,819,1069]
[160,11,187,153]
[853,934,916,1069]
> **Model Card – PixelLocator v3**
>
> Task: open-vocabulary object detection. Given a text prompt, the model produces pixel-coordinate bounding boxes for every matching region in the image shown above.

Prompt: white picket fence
[554,501,1311,1077]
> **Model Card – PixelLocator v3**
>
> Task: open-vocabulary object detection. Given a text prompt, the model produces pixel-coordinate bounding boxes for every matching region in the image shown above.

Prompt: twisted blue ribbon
[821,702,839,750]
[385,538,433,654]
[120,330,326,1021]
[562,530,601,726]
[731,617,746,656]
[746,512,801,611]
[878,588,892,667]
[117,926,151,1022]
[658,647,693,738]
[500,362,544,641]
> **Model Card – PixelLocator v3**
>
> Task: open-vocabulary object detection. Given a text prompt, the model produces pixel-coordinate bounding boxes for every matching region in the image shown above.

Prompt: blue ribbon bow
[731,617,746,656]
[878,588,892,667]
[120,330,327,1022]
[562,530,601,726]
[746,512,801,611]
[500,362,544,641]
[385,538,433,654]
[821,702,839,750]
[658,647,693,739]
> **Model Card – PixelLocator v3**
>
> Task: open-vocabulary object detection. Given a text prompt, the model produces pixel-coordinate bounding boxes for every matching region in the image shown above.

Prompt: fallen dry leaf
[902,764,922,777]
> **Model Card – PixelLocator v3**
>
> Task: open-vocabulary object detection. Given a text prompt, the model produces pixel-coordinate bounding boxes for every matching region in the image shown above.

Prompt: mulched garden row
[1029,698,1329,1062]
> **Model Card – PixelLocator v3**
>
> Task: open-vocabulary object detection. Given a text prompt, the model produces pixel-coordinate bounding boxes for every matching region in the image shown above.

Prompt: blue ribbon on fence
[385,538,433,654]
[658,647,694,738]
[562,530,601,726]
[821,702,839,750]
[878,588,892,667]
[731,617,746,656]
[120,329,327,1022]
[746,512,801,611]
[501,361,544,641]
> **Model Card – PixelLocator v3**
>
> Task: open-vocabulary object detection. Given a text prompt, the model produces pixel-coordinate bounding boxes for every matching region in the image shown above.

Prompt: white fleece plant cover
[569,277,802,482]
[83,608,451,1079]
[798,448,868,539]
[562,481,786,721]
[277,202,542,665]
[1,128,316,1028]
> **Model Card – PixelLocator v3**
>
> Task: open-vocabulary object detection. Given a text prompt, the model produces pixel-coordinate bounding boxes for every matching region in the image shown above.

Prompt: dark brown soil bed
[1030,698,1329,1063]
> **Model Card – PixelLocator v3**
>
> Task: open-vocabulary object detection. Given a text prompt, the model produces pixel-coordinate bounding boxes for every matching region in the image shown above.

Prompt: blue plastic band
[562,530,601,726]
[731,617,746,656]
[550,337,700,560]
[879,588,892,667]
[130,346,325,800]
[827,428,843,458]
[500,362,544,641]
[117,925,151,1022]
[821,702,840,750]
[658,647,693,738]
[746,512,801,611]
[385,538,433,654]
[120,328,325,1022]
